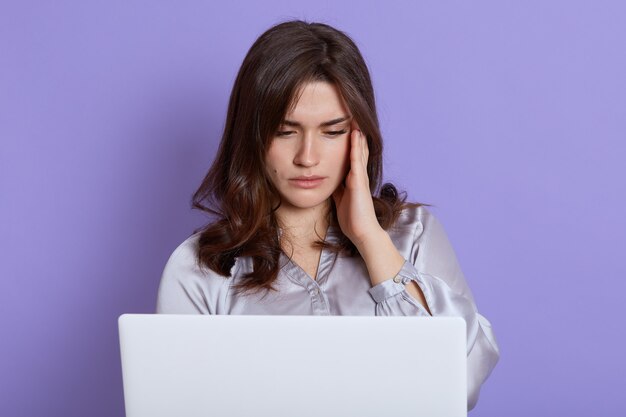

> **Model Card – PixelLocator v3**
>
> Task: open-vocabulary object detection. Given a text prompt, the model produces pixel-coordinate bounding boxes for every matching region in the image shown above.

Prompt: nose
[293,134,319,167]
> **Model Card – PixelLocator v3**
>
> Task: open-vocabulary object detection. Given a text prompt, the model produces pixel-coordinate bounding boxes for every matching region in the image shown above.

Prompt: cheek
[265,144,290,174]
[339,141,351,173]
[263,157,283,201]
[265,162,279,182]
[264,149,280,175]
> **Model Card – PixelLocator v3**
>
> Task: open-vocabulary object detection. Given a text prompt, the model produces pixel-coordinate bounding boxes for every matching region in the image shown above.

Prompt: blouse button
[311,288,319,296]
[393,276,402,284]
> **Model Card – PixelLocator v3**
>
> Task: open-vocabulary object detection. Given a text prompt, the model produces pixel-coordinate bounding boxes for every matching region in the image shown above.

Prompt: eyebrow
[281,116,351,128]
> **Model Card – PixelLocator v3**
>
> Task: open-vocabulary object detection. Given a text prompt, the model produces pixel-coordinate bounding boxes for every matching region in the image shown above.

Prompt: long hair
[192,20,421,295]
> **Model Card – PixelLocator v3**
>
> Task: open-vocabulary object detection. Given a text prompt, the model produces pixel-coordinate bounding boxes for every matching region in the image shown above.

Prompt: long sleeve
[367,206,500,411]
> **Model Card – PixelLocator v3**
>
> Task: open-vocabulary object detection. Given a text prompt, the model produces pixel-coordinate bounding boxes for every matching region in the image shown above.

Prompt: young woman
[156,20,499,410]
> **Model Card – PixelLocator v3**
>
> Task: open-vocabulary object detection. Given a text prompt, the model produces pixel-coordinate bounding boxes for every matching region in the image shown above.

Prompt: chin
[282,195,332,211]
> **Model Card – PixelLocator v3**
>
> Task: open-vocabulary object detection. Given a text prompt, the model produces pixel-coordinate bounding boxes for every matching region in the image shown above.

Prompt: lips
[289,176,326,189]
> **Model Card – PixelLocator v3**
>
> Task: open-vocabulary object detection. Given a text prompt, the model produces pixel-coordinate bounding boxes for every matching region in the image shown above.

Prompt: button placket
[308,284,330,315]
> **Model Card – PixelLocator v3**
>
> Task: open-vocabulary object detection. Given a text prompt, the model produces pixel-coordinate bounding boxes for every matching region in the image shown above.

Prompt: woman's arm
[333,127,500,410]
[396,210,500,410]
[333,127,431,311]
[356,228,432,313]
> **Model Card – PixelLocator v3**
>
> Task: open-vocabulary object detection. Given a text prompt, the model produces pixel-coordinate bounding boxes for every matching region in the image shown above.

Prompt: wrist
[352,226,388,255]
[355,228,406,286]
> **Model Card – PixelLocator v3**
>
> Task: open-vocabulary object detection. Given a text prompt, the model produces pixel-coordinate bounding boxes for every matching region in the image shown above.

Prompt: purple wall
[1,1,624,416]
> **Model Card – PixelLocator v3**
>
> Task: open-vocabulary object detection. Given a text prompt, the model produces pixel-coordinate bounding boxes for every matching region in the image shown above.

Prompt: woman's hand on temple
[332,124,423,308]
[332,125,385,249]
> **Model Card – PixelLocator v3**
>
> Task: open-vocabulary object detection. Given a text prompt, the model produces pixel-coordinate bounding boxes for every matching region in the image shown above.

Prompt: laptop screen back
[119,314,466,417]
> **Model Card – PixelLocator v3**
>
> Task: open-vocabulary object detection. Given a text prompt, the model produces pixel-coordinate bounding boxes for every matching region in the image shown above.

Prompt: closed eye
[275,129,348,137]
[326,130,348,136]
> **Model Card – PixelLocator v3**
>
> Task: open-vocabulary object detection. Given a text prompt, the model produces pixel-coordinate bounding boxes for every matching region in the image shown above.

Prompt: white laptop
[119,314,466,417]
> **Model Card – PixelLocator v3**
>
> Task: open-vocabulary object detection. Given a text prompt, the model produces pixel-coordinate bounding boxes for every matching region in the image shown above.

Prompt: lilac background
[1,1,624,416]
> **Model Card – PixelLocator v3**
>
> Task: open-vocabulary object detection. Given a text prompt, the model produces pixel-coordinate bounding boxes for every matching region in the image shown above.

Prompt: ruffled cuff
[368,260,432,316]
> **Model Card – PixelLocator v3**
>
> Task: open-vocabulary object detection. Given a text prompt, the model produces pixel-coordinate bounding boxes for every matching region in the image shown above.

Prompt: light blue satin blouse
[156,205,500,410]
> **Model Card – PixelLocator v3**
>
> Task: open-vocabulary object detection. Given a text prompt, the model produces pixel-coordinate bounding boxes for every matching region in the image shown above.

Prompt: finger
[359,132,369,181]
[357,131,369,183]
[350,129,362,168]
[349,120,364,163]
[360,131,368,167]
[354,131,369,186]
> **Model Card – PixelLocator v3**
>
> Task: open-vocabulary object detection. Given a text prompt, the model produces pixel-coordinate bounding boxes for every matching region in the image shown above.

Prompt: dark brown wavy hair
[191,20,421,296]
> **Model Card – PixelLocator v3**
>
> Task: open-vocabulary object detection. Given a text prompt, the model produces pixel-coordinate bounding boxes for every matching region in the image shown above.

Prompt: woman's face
[265,81,352,215]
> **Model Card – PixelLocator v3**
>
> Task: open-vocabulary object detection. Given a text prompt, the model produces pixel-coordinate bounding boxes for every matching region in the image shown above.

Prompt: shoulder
[159,232,207,295]
[157,232,233,314]
[162,231,241,279]
[388,203,439,240]
[389,204,471,295]
[387,204,458,261]
[162,232,203,275]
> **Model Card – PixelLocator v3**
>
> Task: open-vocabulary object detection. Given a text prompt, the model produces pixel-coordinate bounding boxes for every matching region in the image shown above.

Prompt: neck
[276,200,331,249]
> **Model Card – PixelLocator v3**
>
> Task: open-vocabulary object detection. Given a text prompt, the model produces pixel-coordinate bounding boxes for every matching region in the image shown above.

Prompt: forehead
[284,81,350,123]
